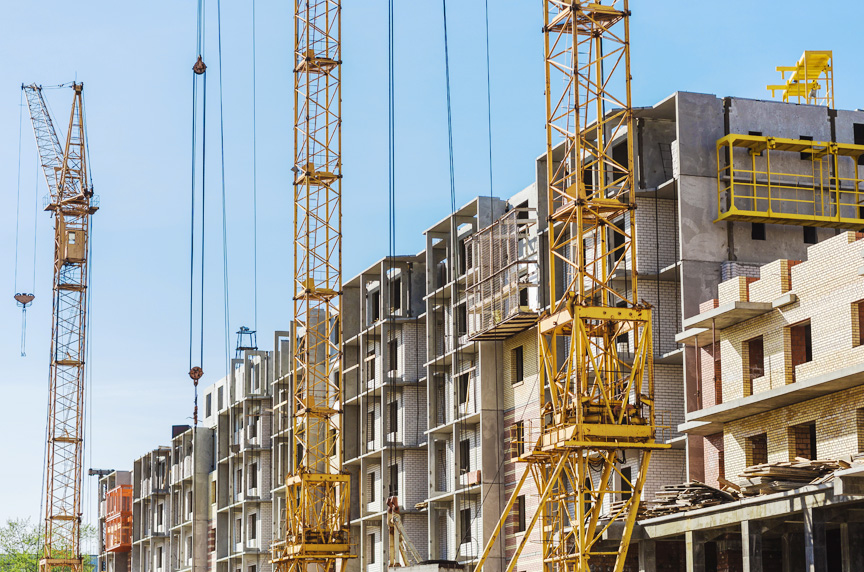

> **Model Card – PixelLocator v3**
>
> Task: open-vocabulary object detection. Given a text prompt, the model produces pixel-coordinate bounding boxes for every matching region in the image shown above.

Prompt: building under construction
[95,82,864,572]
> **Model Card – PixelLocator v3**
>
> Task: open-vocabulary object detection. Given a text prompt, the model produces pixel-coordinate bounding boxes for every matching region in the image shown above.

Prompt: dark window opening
[388,339,398,372]
[582,159,594,197]
[366,351,376,381]
[389,464,398,496]
[457,303,467,335]
[751,222,766,241]
[799,135,813,160]
[609,225,626,264]
[460,508,472,543]
[791,422,817,460]
[390,277,401,312]
[389,401,398,433]
[458,374,469,405]
[515,495,526,532]
[371,291,381,322]
[460,439,470,474]
[791,321,813,370]
[512,421,525,459]
[804,226,818,244]
[459,240,467,275]
[621,466,632,501]
[747,433,768,466]
[612,141,629,171]
[615,300,629,347]
[854,124,864,165]
[367,411,375,442]
[206,393,212,418]
[855,301,864,347]
[369,472,376,502]
[746,336,764,394]
[749,131,764,157]
[516,200,529,221]
[519,287,529,308]
[369,535,376,563]
[218,387,224,410]
[512,346,524,384]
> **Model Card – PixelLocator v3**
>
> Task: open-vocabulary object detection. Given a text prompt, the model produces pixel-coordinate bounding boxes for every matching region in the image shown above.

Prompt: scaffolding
[465,207,539,340]
[767,51,834,108]
[717,133,864,228]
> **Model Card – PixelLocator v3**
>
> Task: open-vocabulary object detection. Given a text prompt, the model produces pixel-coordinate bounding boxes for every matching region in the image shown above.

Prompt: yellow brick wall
[716,232,864,403]
[718,276,751,305]
[724,384,864,481]
[703,232,864,482]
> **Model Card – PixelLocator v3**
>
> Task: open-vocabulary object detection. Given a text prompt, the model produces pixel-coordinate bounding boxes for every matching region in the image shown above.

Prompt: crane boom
[24,82,97,572]
[272,2,352,572]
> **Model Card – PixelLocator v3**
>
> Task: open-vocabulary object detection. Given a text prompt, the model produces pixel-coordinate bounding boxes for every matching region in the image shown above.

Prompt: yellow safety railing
[716,134,864,229]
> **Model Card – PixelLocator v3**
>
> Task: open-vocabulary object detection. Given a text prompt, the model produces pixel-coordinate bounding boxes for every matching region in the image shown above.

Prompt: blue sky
[0,0,861,548]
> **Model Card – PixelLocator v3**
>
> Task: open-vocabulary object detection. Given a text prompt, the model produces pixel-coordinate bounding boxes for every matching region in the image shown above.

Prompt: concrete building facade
[97,90,864,572]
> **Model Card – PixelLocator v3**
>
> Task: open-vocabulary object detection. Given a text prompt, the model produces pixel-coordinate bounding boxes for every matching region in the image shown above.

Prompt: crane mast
[474,3,667,572]
[24,82,97,572]
[272,2,351,572]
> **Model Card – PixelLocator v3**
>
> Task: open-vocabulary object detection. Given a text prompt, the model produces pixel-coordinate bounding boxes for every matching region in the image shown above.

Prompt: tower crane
[271,2,352,572]
[475,3,667,572]
[24,82,97,572]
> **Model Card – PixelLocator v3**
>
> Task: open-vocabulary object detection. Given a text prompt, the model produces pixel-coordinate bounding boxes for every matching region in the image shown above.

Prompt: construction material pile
[642,481,738,517]
[738,456,853,495]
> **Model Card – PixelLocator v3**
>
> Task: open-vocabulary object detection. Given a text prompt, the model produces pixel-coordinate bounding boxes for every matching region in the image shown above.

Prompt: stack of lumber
[607,499,648,521]
[642,481,737,517]
[738,457,849,495]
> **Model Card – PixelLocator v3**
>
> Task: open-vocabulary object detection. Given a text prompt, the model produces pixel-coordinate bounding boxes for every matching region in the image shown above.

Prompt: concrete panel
[728,98,831,143]
[677,175,728,265]
[675,92,724,178]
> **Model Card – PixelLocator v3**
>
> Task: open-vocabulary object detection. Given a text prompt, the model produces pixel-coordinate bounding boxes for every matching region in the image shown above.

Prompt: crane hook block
[14,293,35,308]
[189,366,204,382]
[193,56,207,75]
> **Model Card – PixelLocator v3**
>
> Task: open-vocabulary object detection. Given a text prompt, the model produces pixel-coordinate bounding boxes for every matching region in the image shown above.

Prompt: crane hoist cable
[13,88,36,356]
[188,0,207,422]
[217,0,232,378]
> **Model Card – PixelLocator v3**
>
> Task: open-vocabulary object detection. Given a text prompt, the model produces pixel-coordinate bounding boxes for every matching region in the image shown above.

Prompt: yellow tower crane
[271,2,352,572]
[475,3,667,572]
[23,82,97,572]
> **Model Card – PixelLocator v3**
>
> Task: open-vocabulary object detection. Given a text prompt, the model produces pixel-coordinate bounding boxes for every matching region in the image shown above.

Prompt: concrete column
[841,522,864,572]
[686,530,705,572]
[781,533,793,572]
[741,520,763,572]
[803,504,827,572]
[638,539,657,572]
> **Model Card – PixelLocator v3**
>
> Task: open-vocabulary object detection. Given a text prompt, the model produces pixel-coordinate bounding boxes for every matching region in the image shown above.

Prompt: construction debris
[642,481,738,518]
[738,457,853,495]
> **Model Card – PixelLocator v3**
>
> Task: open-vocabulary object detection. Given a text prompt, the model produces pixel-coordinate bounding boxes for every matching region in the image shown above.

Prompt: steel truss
[475,3,667,572]
[25,83,97,572]
[271,2,352,572]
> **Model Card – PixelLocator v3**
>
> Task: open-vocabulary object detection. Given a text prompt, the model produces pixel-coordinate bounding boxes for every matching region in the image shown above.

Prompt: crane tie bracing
[272,2,352,572]
[472,3,669,572]
[24,82,98,572]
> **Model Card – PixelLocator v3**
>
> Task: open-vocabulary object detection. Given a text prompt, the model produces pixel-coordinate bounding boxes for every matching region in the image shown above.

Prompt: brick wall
[725,384,864,480]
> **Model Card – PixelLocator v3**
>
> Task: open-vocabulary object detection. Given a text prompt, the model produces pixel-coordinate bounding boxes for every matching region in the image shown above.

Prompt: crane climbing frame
[271,2,352,572]
[24,82,97,572]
